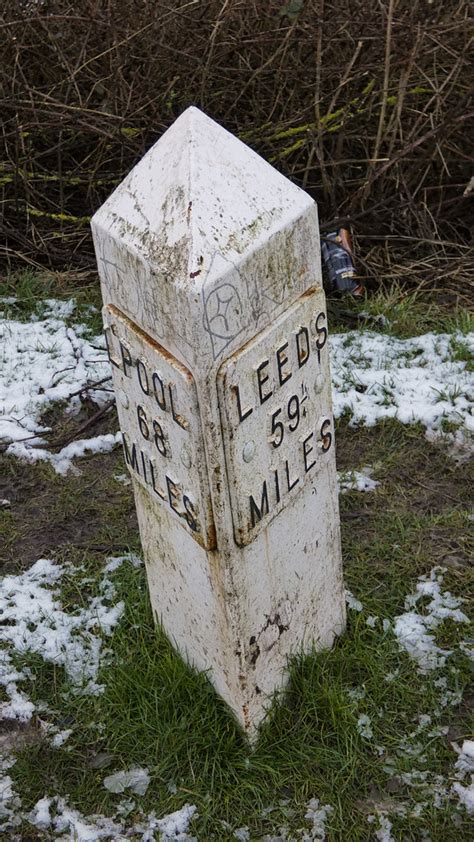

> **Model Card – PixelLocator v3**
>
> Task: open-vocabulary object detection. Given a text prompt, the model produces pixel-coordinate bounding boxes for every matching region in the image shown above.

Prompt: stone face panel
[218,287,333,546]
[92,106,345,738]
[103,305,215,549]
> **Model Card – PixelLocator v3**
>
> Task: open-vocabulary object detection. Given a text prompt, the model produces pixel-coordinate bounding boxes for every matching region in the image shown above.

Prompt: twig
[66,376,112,398]
[370,0,395,173]
[33,400,115,451]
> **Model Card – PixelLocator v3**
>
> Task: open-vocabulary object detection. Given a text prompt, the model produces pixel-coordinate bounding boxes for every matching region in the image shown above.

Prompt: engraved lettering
[274,468,281,504]
[303,431,316,473]
[136,358,150,395]
[140,450,148,482]
[233,384,253,423]
[169,384,188,429]
[256,359,272,404]
[122,433,139,471]
[166,475,181,513]
[249,482,269,526]
[276,341,291,386]
[104,327,121,369]
[119,341,133,377]
[183,495,199,532]
[149,459,166,500]
[284,459,299,492]
[296,326,310,368]
[320,418,332,452]
[152,372,167,410]
[315,312,327,363]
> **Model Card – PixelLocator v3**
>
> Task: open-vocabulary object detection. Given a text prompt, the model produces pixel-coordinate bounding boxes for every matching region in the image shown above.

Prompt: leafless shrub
[1,0,472,297]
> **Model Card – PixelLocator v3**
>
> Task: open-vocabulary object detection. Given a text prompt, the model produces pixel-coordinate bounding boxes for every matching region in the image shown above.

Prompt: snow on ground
[356,714,373,740]
[451,740,474,814]
[343,567,473,829]
[1,299,473,473]
[0,555,128,722]
[330,329,473,449]
[103,768,150,797]
[344,590,363,612]
[1,771,340,841]
[367,813,395,842]
[8,430,123,475]
[0,298,114,471]
[337,467,379,493]
[394,567,469,673]
[302,799,334,840]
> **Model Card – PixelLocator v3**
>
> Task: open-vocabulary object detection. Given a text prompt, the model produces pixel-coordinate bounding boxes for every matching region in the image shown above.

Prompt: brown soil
[336,418,473,517]
[0,448,138,573]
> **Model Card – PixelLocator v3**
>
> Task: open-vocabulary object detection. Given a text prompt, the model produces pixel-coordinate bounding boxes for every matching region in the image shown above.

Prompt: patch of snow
[20,790,201,841]
[104,554,142,573]
[454,740,474,776]
[0,770,21,831]
[28,795,52,830]
[234,827,250,840]
[115,473,131,486]
[0,305,112,472]
[42,298,77,319]
[347,686,366,702]
[50,728,73,748]
[153,803,198,840]
[345,590,363,612]
[116,797,136,817]
[338,468,379,493]
[432,673,463,712]
[399,769,428,785]
[394,567,469,672]
[357,714,373,739]
[103,767,150,796]
[330,330,474,451]
[303,798,333,840]
[0,557,124,721]
[452,780,474,814]
[459,639,474,661]
[8,431,122,475]
[367,813,395,842]
[29,795,127,840]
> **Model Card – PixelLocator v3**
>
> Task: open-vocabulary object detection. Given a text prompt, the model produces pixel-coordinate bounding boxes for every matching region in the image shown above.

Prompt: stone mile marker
[92,107,345,738]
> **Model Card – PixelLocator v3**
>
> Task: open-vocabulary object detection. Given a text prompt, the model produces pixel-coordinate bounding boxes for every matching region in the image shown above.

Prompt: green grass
[329,283,474,339]
[10,558,473,840]
[0,269,103,335]
[2,420,472,840]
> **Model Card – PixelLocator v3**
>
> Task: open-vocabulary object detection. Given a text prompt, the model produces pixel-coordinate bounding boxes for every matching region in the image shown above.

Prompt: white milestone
[91,107,345,737]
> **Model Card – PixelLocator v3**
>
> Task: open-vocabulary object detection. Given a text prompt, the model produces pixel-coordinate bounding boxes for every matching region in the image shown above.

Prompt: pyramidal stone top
[92,107,321,367]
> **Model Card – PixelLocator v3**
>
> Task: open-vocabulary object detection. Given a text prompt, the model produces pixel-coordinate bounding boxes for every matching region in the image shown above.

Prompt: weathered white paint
[91,107,345,737]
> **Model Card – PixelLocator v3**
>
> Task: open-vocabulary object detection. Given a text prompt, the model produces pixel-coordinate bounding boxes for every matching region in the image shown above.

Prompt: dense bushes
[1,1,472,293]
